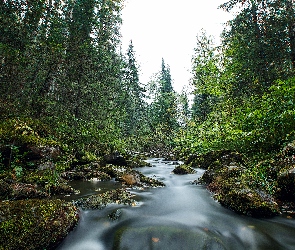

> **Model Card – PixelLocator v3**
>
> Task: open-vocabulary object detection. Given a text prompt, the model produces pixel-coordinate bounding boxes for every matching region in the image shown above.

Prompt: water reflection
[57,159,295,250]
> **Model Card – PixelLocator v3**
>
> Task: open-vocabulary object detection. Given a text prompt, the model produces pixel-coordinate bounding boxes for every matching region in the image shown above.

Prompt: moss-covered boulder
[98,164,165,188]
[218,188,279,217]
[172,164,196,175]
[74,188,135,210]
[0,199,79,250]
[195,150,279,218]
[185,150,245,170]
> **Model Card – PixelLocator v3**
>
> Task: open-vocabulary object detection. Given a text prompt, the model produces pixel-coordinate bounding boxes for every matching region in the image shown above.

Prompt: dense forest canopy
[0,0,294,167]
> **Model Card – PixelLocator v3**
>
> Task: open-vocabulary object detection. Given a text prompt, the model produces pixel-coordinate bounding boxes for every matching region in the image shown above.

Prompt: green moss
[0,199,79,250]
[172,164,196,175]
[75,188,134,210]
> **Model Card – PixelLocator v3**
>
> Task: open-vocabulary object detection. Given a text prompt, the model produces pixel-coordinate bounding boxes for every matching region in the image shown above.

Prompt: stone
[277,168,295,201]
[172,165,196,175]
[104,151,127,166]
[121,174,140,185]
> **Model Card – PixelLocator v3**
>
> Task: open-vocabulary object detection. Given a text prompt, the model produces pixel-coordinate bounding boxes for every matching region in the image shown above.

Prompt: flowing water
[57,158,295,250]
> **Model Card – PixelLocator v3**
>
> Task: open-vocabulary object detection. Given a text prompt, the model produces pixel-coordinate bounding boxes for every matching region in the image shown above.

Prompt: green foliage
[191,31,222,121]
[191,30,223,96]
[120,40,146,137]
[148,59,179,138]
[0,0,127,158]
[220,0,294,97]
[0,118,56,146]
[175,77,295,158]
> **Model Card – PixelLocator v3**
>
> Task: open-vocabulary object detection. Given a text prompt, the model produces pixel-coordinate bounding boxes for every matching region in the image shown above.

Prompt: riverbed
[56,158,295,250]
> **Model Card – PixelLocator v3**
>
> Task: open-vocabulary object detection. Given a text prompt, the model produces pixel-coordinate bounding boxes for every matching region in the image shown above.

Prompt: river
[56,158,295,250]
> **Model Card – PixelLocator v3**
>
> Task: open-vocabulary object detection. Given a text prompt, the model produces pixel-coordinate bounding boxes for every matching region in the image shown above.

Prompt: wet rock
[46,181,76,196]
[218,188,279,218]
[111,225,227,250]
[277,168,295,201]
[195,150,279,217]
[75,188,134,210]
[99,165,165,188]
[104,151,127,166]
[108,209,122,221]
[172,165,196,175]
[121,173,140,185]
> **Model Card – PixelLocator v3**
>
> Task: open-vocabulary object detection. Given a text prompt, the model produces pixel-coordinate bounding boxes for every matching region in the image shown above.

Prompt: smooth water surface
[57,158,295,250]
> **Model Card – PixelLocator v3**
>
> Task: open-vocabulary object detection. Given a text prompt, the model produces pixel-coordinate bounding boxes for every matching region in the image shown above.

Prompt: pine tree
[122,40,146,136]
[220,0,295,96]
[149,59,178,137]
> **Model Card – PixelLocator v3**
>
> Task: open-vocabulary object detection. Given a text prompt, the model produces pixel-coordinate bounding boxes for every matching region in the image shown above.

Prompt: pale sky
[120,0,233,93]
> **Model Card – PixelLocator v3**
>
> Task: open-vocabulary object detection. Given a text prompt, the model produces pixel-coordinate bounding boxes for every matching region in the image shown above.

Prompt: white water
[56,158,295,250]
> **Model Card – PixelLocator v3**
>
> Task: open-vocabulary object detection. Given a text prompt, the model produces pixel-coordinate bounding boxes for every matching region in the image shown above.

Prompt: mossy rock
[126,157,151,168]
[0,199,79,250]
[185,150,245,170]
[218,188,280,218]
[0,179,48,200]
[198,162,244,186]
[172,164,196,175]
[74,188,134,210]
[98,165,165,188]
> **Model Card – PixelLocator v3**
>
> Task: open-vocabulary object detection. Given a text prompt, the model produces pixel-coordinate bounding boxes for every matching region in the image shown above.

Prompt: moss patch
[172,164,196,175]
[75,188,135,210]
[0,199,79,250]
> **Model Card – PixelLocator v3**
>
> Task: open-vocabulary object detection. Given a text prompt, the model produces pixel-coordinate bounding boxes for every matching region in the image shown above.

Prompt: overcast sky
[120,0,233,93]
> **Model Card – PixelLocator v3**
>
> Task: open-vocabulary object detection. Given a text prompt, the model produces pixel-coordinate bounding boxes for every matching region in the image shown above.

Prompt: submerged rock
[110,225,227,250]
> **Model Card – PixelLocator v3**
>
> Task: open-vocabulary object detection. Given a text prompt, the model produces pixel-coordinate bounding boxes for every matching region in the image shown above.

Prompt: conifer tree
[122,40,145,136]
[149,59,178,137]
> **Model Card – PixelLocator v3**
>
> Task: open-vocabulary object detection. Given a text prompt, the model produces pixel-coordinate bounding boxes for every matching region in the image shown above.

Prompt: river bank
[1,142,295,249]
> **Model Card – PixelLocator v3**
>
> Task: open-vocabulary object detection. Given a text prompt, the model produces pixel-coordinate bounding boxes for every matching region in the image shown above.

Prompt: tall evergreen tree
[220,0,295,96]
[191,31,220,121]
[122,40,145,136]
[177,88,190,127]
[149,59,178,137]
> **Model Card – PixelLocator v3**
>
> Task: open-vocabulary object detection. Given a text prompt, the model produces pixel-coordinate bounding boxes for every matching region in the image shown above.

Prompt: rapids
[56,158,295,250]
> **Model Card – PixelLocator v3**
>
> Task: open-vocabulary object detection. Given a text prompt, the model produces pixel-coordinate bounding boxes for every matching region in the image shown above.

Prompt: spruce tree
[122,40,145,136]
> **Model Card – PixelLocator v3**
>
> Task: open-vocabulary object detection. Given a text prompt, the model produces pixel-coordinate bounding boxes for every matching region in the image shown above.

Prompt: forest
[1,0,295,249]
